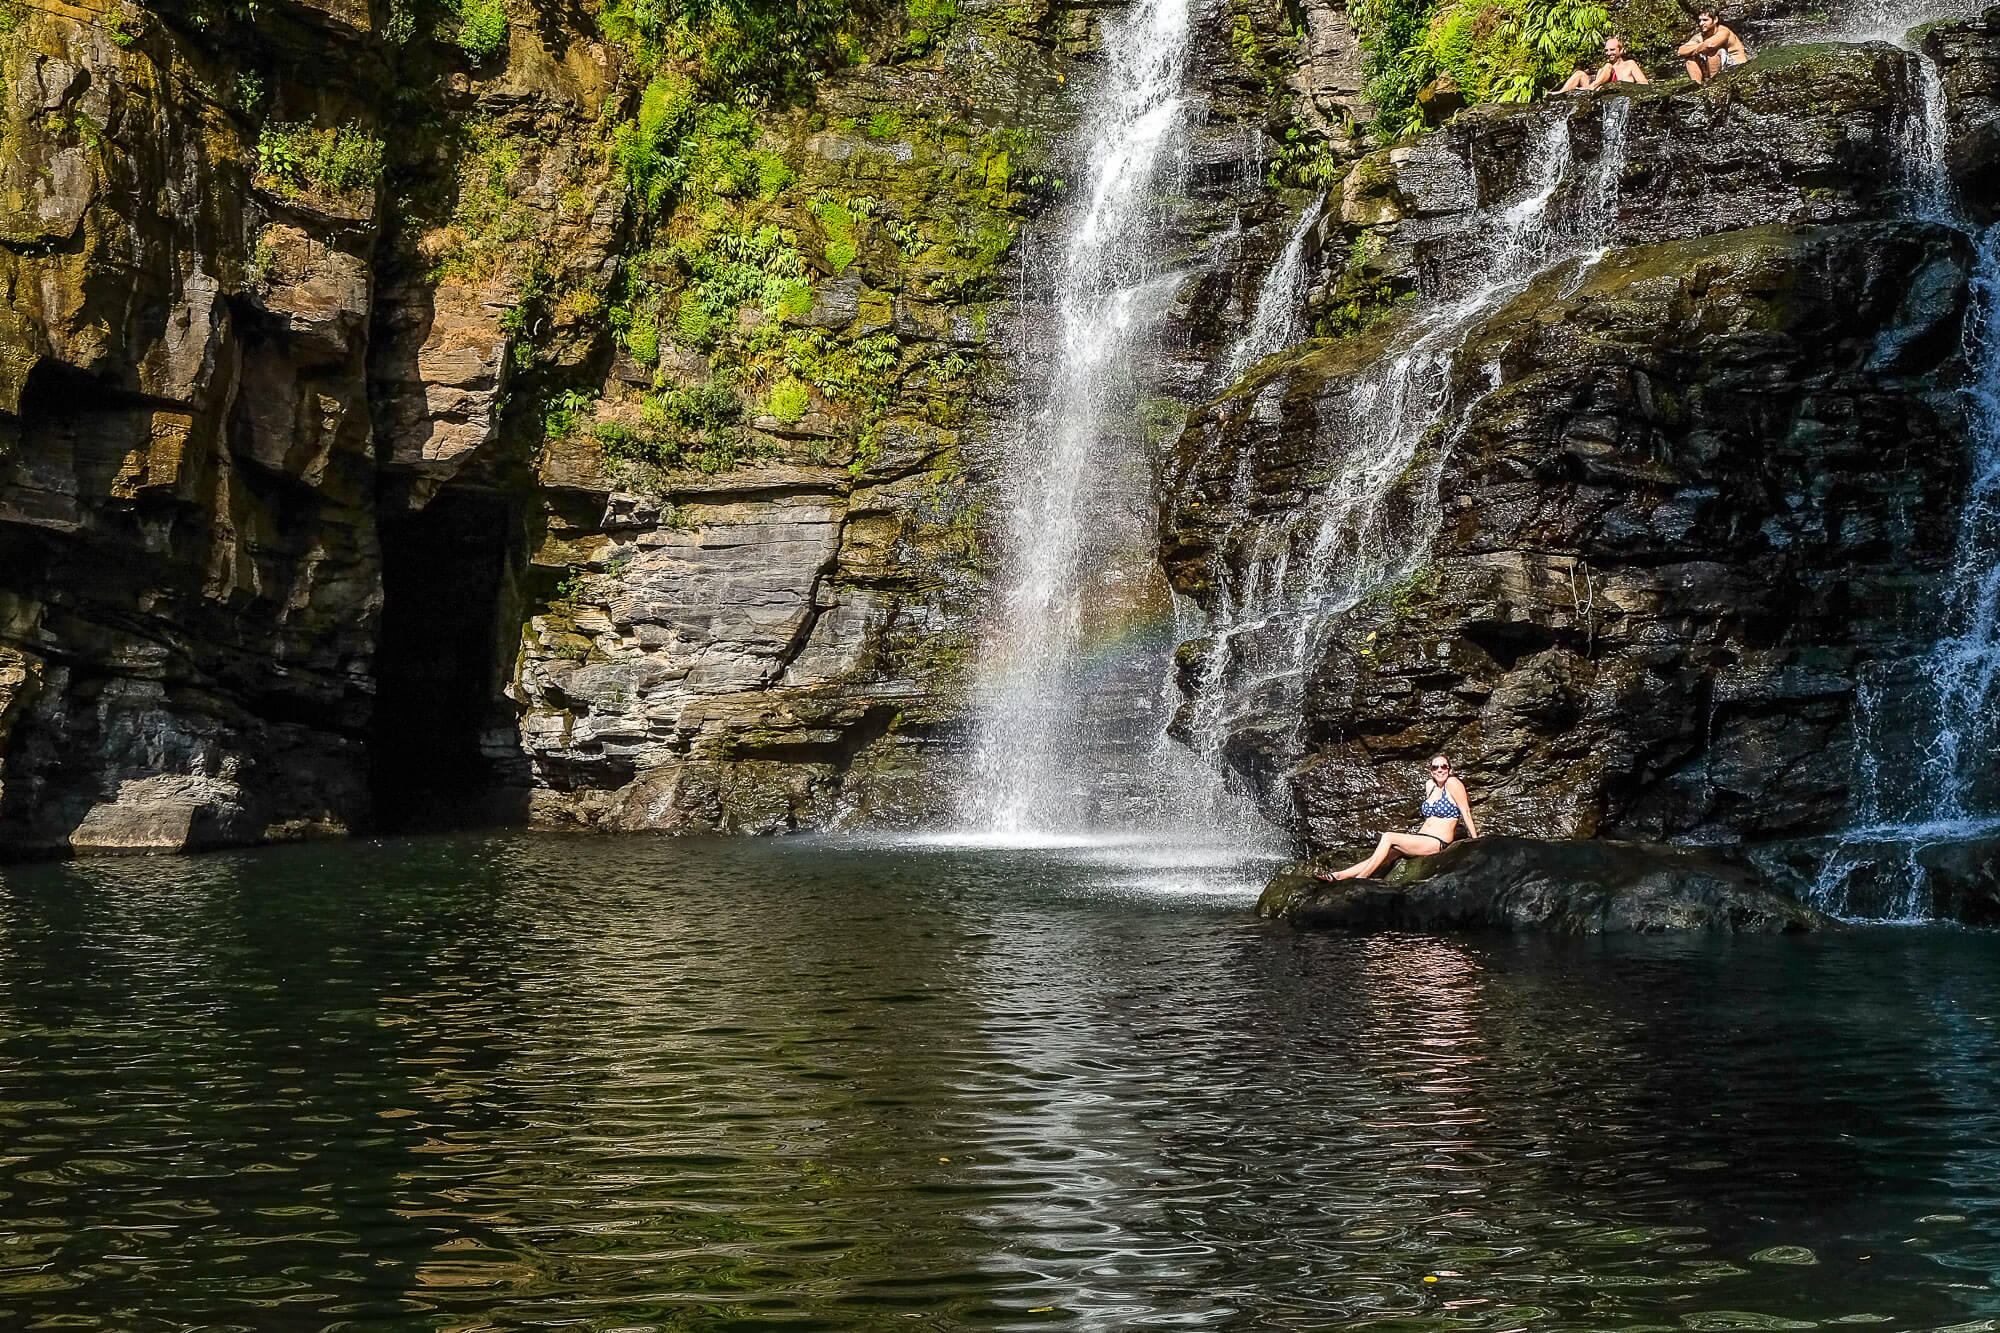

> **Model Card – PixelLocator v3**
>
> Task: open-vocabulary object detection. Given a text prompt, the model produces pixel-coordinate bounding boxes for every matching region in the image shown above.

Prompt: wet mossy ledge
[1260,837,1834,934]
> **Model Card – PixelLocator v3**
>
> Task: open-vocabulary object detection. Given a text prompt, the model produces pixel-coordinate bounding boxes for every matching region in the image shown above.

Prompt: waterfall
[1182,98,1632,780]
[1924,228,2000,818]
[963,0,1198,835]
[1807,0,1988,44]
[1810,45,2000,912]
[1224,199,1325,381]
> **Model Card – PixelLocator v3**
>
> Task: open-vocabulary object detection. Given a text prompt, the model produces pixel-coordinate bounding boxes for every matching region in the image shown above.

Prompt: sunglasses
[1429,763,1450,771]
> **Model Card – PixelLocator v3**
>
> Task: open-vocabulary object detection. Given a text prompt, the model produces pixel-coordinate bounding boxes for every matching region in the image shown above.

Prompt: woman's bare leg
[1329,832,1442,880]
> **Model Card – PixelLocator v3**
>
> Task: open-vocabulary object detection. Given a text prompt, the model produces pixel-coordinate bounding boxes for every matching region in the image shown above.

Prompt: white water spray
[1225,199,1325,381]
[964,0,1205,836]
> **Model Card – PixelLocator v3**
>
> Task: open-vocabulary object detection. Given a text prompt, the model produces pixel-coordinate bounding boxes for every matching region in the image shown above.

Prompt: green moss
[1388,563,1441,617]
[1140,397,1188,445]
[1321,229,1412,335]
[754,150,794,199]
[769,278,814,323]
[812,196,857,271]
[767,378,810,423]
[906,0,957,50]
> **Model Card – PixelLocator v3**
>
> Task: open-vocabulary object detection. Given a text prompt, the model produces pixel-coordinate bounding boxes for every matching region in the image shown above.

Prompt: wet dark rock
[1171,218,1977,851]
[1924,7,2000,223]
[1261,835,1832,933]
[1750,831,2000,923]
[1165,14,2000,865]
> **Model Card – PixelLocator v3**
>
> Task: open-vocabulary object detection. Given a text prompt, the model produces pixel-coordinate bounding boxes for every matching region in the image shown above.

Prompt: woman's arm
[1450,777,1479,837]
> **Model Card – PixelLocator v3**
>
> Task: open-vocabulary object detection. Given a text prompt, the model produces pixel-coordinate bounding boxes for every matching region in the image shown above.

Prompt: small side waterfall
[1811,42,2000,913]
[1923,230,2000,817]
[1223,199,1325,381]
[1182,98,1633,780]
[964,0,1210,836]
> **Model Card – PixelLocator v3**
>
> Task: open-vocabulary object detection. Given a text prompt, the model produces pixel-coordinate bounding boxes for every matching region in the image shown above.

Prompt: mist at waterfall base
[959,0,1213,840]
[4,832,1999,1330]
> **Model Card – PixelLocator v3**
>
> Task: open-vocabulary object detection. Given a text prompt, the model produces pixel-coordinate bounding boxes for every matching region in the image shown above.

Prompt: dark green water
[1,833,1998,1331]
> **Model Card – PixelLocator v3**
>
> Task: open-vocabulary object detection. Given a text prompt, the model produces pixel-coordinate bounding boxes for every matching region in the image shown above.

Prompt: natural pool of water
[1,832,1997,1330]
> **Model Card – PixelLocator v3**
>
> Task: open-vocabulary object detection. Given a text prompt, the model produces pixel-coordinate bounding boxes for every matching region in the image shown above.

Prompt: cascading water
[1811,41,2000,914]
[1181,98,1632,779]
[1804,0,1989,43]
[963,0,1219,836]
[1223,199,1325,382]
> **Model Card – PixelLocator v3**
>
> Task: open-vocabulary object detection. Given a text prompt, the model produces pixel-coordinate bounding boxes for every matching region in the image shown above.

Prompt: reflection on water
[0,833,1997,1330]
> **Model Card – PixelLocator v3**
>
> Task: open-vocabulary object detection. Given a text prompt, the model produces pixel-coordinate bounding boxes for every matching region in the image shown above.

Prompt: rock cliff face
[5,0,1997,866]
[0,0,386,852]
[1161,33,2000,858]
[0,0,1328,851]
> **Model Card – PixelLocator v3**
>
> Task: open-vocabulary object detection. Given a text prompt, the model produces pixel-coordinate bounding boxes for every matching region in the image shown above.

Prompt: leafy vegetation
[905,0,956,52]
[601,0,854,103]
[451,0,509,60]
[255,120,384,198]
[1352,0,1611,137]
[424,119,537,282]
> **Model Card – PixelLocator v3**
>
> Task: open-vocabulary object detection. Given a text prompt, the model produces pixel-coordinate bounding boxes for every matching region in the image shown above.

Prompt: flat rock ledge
[1260,836,1833,934]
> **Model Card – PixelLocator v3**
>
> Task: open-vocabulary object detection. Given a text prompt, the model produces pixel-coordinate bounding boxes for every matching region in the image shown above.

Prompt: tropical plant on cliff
[1354,0,1611,135]
[604,0,855,101]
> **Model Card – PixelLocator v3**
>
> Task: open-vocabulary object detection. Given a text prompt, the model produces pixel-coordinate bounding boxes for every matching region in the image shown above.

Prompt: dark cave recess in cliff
[370,490,527,832]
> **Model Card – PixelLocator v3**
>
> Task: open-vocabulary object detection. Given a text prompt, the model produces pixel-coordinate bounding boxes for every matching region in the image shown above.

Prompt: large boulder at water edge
[1260,836,1833,933]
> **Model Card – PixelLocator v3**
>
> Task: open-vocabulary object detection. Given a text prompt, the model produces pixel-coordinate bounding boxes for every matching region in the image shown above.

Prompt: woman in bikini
[1317,754,1479,881]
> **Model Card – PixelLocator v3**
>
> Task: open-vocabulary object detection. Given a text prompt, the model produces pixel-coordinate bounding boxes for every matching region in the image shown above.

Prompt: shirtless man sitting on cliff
[1588,37,1648,90]
[1680,10,1749,83]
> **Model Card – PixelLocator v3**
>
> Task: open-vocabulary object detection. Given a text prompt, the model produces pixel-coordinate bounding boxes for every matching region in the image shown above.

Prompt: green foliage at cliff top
[1354,0,1612,137]
[604,0,857,101]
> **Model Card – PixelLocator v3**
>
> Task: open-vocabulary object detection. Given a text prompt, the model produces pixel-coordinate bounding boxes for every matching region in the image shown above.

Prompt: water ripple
[0,834,1996,1329]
